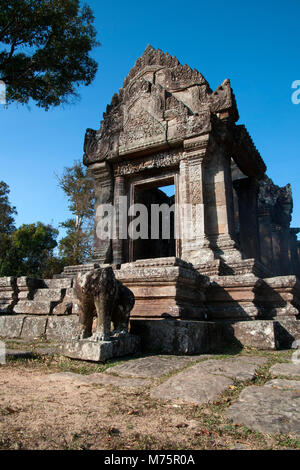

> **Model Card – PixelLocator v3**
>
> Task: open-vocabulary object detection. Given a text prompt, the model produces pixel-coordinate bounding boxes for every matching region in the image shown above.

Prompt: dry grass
[0,342,299,451]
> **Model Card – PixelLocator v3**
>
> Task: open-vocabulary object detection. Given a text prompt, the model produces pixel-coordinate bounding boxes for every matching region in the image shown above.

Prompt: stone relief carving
[114,149,182,176]
[83,45,260,168]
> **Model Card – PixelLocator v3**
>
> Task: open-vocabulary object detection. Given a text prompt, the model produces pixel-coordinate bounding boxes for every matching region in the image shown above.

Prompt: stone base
[60,334,141,362]
[130,318,300,354]
[206,274,300,321]
[116,257,208,320]
[195,258,272,278]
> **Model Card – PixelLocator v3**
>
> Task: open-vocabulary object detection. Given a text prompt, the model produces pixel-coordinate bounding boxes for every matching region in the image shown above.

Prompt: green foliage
[0,0,99,109]
[59,218,92,266]
[0,163,95,277]
[0,222,58,277]
[57,160,95,265]
[0,181,17,233]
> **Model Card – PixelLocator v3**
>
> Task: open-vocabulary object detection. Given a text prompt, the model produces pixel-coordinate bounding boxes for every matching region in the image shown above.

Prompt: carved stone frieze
[114,149,182,177]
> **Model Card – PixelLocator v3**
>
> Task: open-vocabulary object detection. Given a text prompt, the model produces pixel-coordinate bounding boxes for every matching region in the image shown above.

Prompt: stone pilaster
[112,175,126,265]
[271,224,282,275]
[280,225,293,275]
[180,134,245,272]
[258,206,274,274]
[179,134,213,265]
[89,161,113,264]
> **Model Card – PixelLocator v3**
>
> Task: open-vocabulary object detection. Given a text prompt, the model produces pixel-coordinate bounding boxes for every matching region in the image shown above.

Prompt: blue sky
[1,0,299,239]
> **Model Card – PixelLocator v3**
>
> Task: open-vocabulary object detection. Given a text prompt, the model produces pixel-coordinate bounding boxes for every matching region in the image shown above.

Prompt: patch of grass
[275,435,300,449]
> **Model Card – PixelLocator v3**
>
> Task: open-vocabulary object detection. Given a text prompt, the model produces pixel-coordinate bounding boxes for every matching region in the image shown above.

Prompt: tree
[0,222,59,277]
[0,0,99,109]
[0,180,17,276]
[57,160,95,265]
[0,181,17,233]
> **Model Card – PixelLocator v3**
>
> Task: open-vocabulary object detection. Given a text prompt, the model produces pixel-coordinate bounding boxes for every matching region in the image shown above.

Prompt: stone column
[180,134,243,269]
[280,225,293,275]
[179,135,212,265]
[89,161,113,264]
[271,224,282,275]
[233,177,261,261]
[258,206,274,274]
[112,175,126,265]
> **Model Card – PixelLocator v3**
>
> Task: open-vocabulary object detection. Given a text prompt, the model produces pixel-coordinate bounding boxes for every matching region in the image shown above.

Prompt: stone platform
[130,318,300,354]
[60,334,141,362]
[1,315,300,353]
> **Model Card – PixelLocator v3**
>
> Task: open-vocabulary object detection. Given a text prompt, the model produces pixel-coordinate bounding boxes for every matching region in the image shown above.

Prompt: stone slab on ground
[151,364,233,404]
[3,346,57,360]
[197,356,268,381]
[35,346,58,356]
[150,356,268,405]
[269,362,300,377]
[5,349,37,359]
[61,334,141,362]
[265,379,300,392]
[226,384,300,436]
[48,371,150,389]
[105,355,206,378]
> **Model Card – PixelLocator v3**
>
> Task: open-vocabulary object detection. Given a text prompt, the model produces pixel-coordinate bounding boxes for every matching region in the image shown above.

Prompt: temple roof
[83,46,266,178]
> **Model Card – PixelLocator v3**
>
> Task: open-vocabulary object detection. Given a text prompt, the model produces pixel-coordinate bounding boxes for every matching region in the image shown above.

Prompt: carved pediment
[83,46,244,165]
[119,99,167,154]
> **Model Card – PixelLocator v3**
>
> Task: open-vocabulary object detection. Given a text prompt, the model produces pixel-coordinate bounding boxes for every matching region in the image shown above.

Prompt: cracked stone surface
[226,384,300,436]
[48,371,150,389]
[265,379,300,392]
[269,362,300,377]
[105,355,205,378]
[195,356,268,381]
[151,364,233,404]
[150,356,267,405]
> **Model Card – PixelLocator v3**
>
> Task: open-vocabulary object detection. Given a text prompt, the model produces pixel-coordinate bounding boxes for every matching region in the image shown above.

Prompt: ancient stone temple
[0,46,300,354]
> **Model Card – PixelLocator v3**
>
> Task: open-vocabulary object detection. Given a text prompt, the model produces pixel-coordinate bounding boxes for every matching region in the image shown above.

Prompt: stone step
[34,288,64,302]
[14,300,53,315]
[42,278,73,289]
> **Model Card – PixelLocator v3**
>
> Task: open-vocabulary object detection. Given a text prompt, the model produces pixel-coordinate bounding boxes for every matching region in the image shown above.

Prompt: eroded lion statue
[74,267,135,341]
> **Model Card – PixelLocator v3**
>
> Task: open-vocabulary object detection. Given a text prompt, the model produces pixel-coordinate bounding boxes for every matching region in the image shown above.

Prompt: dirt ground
[0,343,299,451]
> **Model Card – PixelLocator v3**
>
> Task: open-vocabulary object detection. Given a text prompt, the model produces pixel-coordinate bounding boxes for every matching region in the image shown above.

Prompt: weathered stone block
[21,317,47,339]
[222,320,277,350]
[255,275,300,319]
[130,319,224,354]
[60,334,140,362]
[0,277,18,314]
[116,258,208,320]
[14,300,52,315]
[43,278,73,289]
[46,316,79,341]
[0,316,25,338]
[34,288,64,302]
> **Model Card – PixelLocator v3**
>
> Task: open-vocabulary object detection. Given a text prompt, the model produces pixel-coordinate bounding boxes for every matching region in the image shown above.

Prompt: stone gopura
[0,46,299,355]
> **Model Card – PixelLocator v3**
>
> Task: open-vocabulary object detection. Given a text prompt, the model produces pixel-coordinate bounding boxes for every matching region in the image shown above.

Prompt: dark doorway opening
[131,180,176,261]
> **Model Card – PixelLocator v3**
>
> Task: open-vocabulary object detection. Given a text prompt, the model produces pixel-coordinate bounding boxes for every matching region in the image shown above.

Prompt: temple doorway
[129,176,177,262]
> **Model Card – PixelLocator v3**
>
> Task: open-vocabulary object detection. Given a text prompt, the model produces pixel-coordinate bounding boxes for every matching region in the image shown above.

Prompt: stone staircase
[13,277,75,315]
